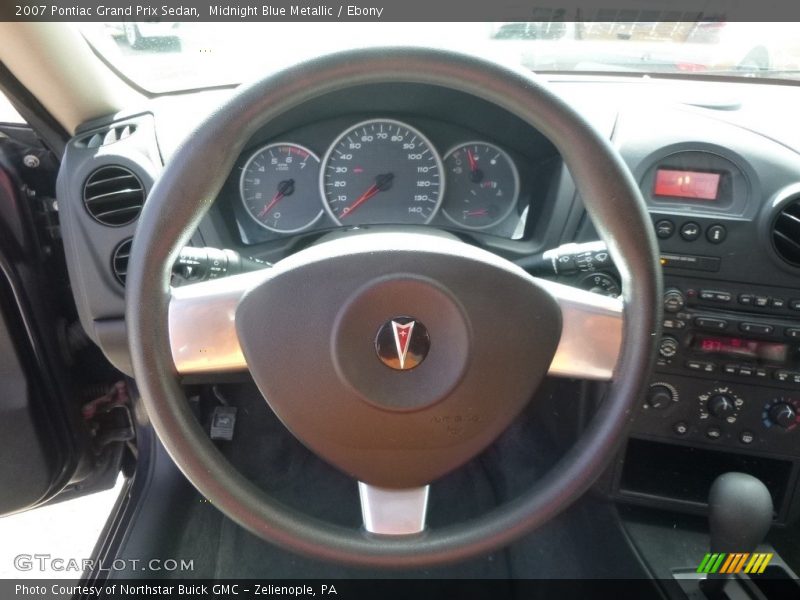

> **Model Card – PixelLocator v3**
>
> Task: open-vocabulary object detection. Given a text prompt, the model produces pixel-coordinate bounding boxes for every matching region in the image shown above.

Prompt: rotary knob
[708,394,735,419]
[645,383,678,410]
[768,403,797,429]
[658,336,679,359]
[663,289,685,313]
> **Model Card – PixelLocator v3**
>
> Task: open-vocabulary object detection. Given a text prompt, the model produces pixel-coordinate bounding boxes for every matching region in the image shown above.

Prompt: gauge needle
[466,150,483,183]
[465,208,489,217]
[342,173,394,218]
[258,179,294,218]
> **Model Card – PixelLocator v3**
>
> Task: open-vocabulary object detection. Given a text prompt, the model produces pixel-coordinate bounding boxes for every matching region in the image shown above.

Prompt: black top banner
[3,0,800,22]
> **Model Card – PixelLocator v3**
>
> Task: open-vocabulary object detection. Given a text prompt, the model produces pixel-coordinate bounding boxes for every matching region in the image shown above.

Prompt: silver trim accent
[169,269,274,374]
[169,234,622,380]
[358,482,429,535]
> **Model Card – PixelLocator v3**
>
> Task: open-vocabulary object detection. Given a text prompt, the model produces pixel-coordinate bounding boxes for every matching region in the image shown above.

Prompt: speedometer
[320,119,444,225]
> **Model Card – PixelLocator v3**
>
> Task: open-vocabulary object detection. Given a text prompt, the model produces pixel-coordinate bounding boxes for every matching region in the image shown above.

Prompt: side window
[0,90,25,124]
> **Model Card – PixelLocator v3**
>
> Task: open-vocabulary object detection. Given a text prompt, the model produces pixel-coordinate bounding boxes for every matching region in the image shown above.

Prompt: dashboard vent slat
[772,197,800,267]
[112,238,133,286]
[83,166,145,226]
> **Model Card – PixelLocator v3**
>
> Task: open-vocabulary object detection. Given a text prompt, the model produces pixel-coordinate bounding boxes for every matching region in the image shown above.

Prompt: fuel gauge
[442,142,520,230]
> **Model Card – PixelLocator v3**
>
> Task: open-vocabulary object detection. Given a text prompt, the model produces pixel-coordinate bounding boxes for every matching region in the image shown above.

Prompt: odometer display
[320,119,444,225]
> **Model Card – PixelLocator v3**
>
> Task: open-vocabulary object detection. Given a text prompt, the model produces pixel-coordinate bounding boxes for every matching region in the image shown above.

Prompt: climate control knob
[708,394,736,419]
[645,383,678,410]
[768,403,797,429]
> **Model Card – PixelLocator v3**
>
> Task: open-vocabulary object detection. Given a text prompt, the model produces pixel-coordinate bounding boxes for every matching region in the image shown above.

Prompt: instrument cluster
[229,116,540,244]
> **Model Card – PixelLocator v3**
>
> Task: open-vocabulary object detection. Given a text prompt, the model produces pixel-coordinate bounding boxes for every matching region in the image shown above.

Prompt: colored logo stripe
[697,553,773,574]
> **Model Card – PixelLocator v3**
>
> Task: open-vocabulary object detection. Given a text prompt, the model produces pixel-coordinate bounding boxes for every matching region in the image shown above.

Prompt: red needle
[341,173,394,218]
[466,149,477,172]
[258,191,285,218]
[341,184,379,218]
[465,208,489,217]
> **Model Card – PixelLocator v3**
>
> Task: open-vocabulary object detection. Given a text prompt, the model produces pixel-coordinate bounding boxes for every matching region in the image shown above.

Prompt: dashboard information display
[654,169,720,201]
[693,334,788,364]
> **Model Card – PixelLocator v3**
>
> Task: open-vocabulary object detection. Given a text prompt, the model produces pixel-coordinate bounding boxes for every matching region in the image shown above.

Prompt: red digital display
[693,335,788,364]
[654,169,721,200]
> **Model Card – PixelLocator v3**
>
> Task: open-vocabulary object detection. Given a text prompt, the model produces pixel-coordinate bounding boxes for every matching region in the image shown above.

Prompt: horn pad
[236,233,562,488]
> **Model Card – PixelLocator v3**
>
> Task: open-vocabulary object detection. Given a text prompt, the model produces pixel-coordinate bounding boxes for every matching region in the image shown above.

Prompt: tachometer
[320,119,444,225]
[240,143,322,233]
[442,142,520,230]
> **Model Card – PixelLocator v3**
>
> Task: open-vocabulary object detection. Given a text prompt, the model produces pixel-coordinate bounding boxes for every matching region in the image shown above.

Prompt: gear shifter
[701,472,773,598]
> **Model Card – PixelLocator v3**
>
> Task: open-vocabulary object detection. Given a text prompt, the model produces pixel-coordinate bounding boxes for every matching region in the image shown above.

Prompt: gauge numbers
[240,143,322,233]
[442,142,520,230]
[320,119,444,225]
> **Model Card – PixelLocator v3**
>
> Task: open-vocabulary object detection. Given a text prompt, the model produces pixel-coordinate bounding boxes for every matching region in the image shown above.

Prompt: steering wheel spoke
[169,268,273,375]
[358,483,430,535]
[537,278,623,381]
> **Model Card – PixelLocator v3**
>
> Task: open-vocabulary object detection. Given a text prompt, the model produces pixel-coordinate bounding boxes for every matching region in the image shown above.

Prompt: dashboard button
[755,368,767,378]
[740,431,755,445]
[655,219,675,239]
[680,222,701,241]
[775,370,790,382]
[723,364,738,375]
[738,294,753,306]
[738,366,754,377]
[771,298,786,309]
[706,427,722,440]
[785,328,800,339]
[739,322,773,335]
[673,422,689,436]
[790,300,800,311]
[699,290,731,303]
[754,296,770,307]
[695,317,728,331]
[706,224,727,244]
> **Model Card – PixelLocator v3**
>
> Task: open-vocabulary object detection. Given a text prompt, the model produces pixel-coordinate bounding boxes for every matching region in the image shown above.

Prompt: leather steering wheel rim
[126,47,662,568]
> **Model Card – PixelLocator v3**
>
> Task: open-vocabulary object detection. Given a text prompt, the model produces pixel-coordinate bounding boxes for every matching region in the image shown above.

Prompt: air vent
[112,238,132,286]
[83,166,145,226]
[772,197,800,267]
[77,124,137,148]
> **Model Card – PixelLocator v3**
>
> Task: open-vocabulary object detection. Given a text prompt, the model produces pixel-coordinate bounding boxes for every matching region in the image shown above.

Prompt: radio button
[775,370,790,382]
[686,360,715,373]
[663,318,686,330]
[699,290,732,303]
[723,364,738,375]
[695,317,728,331]
[738,294,753,306]
[739,431,755,445]
[755,368,767,378]
[706,427,722,440]
[786,328,800,339]
[739,322,773,335]
[789,300,800,311]
[738,366,754,377]
[772,298,786,309]
[754,296,770,307]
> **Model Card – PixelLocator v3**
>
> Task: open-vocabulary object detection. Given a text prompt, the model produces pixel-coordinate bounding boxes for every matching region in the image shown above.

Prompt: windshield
[78,22,800,93]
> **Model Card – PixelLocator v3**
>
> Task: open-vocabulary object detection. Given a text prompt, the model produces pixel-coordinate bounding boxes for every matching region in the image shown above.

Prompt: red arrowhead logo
[391,320,415,369]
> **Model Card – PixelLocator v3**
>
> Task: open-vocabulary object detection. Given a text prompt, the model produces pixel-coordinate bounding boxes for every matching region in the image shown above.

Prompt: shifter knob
[701,473,773,598]
[708,472,773,553]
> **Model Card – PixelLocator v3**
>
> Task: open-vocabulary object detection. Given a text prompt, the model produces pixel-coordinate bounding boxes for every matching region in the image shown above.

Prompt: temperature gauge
[442,142,520,230]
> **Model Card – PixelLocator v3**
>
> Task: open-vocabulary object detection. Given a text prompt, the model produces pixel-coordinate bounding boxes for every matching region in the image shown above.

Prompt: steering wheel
[126,47,661,568]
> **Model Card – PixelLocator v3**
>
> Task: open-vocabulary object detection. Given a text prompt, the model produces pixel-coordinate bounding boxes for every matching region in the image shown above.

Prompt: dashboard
[55,73,800,524]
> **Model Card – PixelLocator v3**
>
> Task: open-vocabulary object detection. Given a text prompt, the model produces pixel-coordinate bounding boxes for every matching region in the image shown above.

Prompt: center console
[577,143,800,525]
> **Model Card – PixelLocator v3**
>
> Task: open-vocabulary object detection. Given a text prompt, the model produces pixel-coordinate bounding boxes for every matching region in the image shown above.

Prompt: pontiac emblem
[375,316,430,371]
